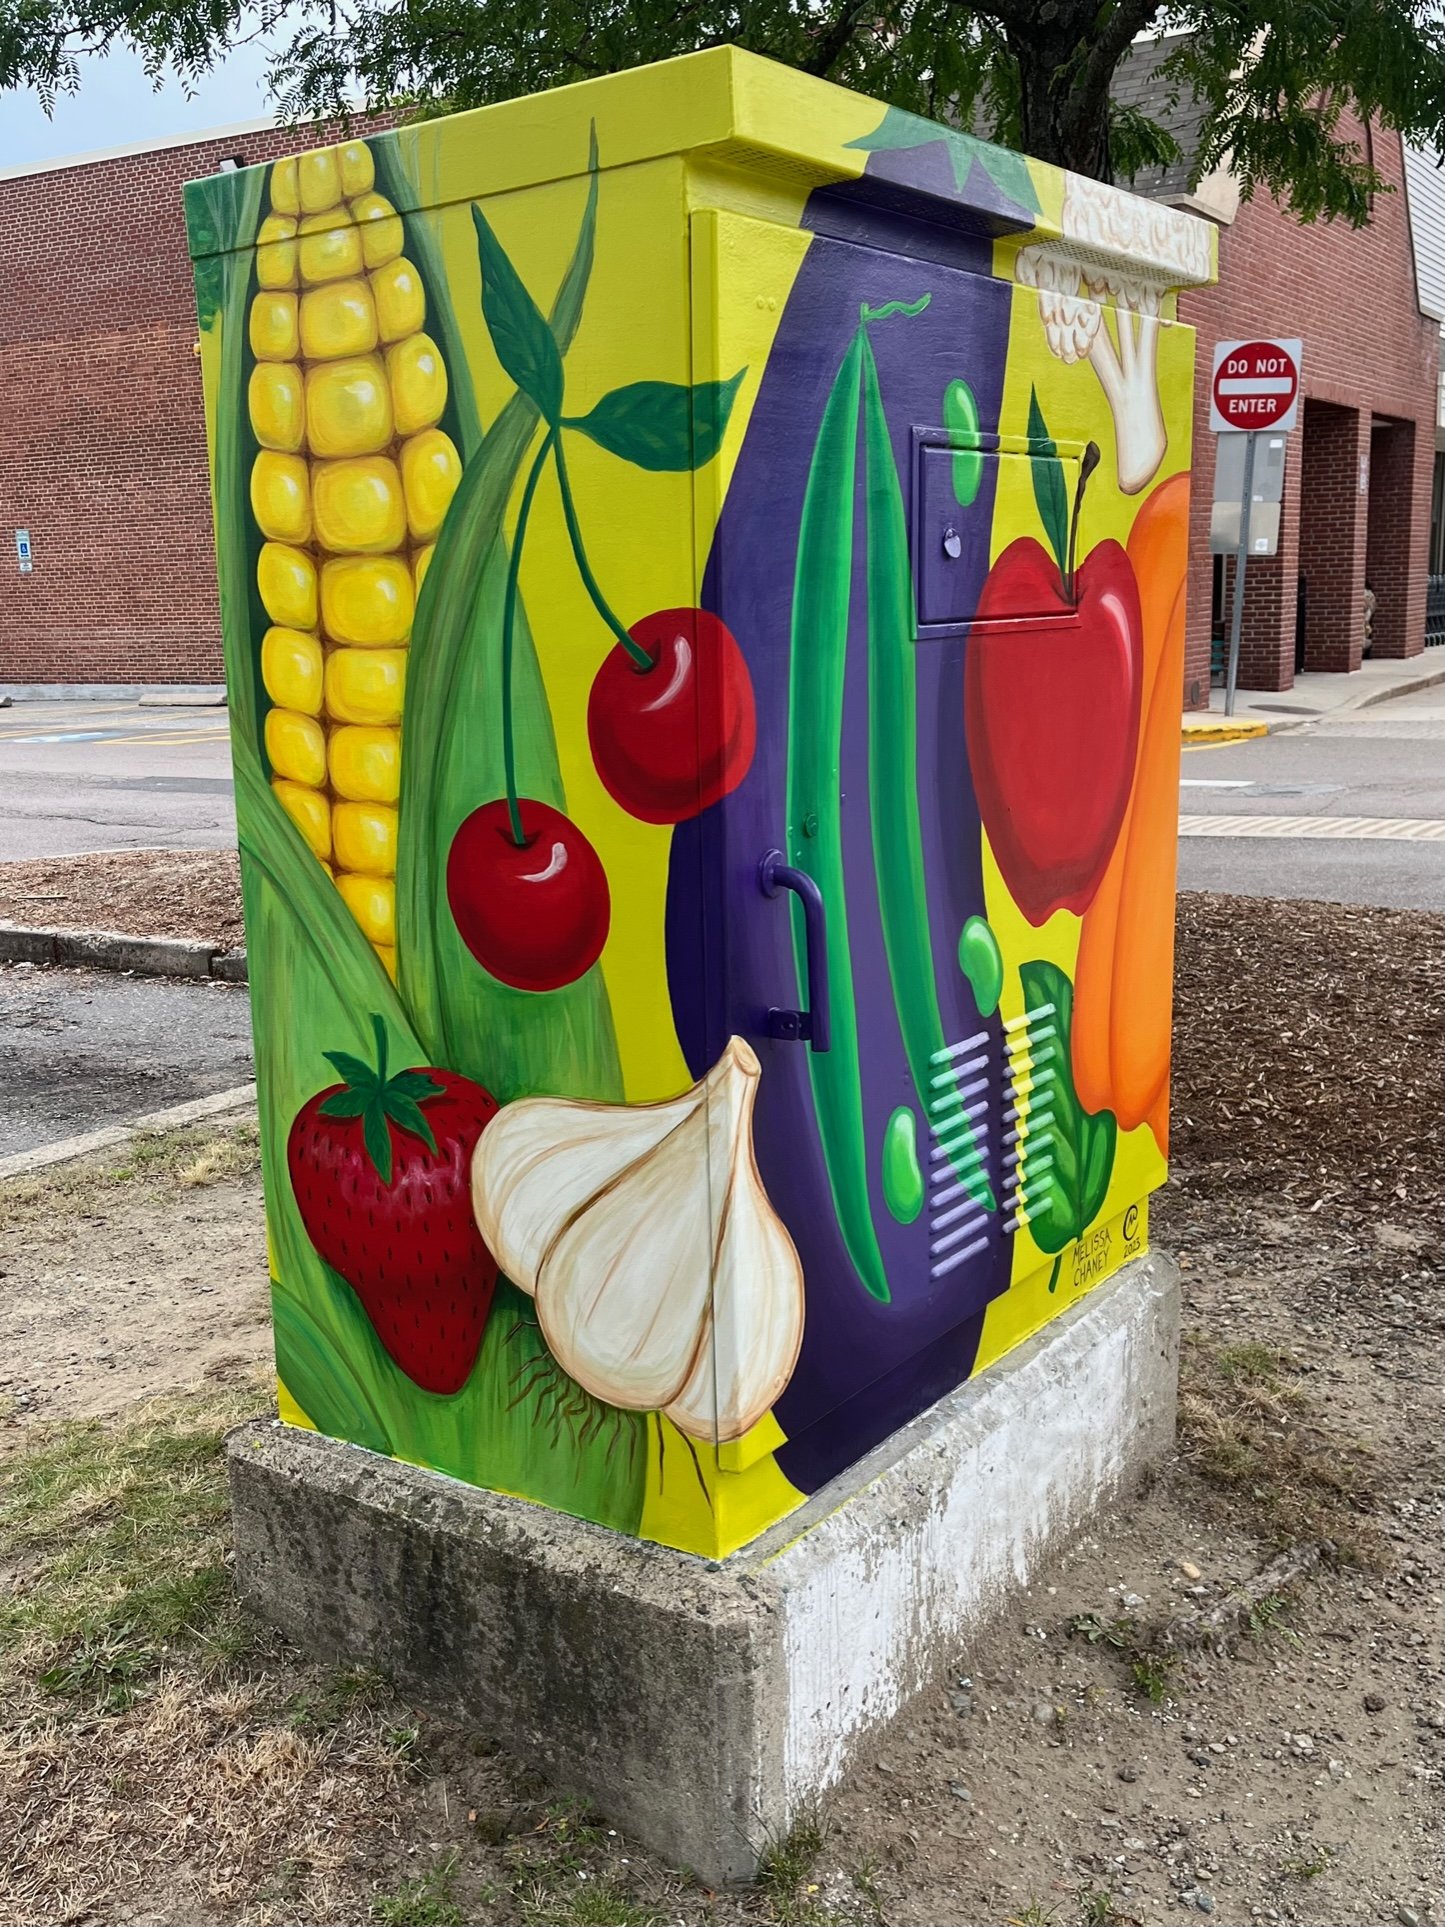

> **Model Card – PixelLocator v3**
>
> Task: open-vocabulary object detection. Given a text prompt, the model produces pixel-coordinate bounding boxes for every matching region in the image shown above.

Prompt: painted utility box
[187,50,1214,1560]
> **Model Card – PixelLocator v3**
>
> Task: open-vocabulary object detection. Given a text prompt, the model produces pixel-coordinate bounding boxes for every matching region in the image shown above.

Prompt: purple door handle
[759,849,832,1053]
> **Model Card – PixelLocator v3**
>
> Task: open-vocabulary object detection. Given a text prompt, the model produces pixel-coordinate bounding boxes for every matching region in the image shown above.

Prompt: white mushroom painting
[1016,175,1214,494]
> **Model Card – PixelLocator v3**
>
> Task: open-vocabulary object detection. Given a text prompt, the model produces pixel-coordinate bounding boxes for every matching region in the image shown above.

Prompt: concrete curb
[1181,719,1270,746]
[0,922,247,984]
[0,1082,258,1183]
[1181,660,1445,745]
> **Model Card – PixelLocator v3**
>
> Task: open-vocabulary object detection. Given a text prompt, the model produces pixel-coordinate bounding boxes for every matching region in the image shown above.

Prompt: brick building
[1118,41,1441,704]
[0,78,1439,700]
[0,116,385,691]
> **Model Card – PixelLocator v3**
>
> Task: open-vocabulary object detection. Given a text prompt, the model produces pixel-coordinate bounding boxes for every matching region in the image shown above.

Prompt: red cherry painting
[965,534,1143,926]
[447,797,610,992]
[588,607,756,824]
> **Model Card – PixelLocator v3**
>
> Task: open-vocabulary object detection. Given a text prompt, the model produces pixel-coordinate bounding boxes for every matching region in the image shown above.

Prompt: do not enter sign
[1210,337,1302,434]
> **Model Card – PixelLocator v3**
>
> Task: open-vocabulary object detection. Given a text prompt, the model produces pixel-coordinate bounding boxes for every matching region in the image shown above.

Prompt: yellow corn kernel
[272,778,332,859]
[248,362,304,453]
[256,214,298,290]
[270,157,300,216]
[249,291,299,362]
[298,278,378,361]
[312,456,406,554]
[329,724,400,803]
[304,355,394,459]
[250,451,312,545]
[325,645,406,726]
[260,626,324,714]
[265,707,327,786]
[350,192,404,269]
[375,943,398,981]
[386,334,448,436]
[333,800,398,875]
[258,543,319,632]
[297,146,341,214]
[371,258,426,343]
[338,141,375,198]
[298,209,364,286]
[320,555,414,646]
[335,872,396,946]
[412,544,436,601]
[257,542,318,631]
[399,429,462,542]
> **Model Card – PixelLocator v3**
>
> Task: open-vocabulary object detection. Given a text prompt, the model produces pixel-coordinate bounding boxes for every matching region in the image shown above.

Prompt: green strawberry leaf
[471,202,565,423]
[322,1049,379,1093]
[1026,387,1070,582]
[318,1089,372,1119]
[386,1069,445,1103]
[567,370,744,472]
[381,1093,440,1152]
[845,106,1041,215]
[362,1104,394,1187]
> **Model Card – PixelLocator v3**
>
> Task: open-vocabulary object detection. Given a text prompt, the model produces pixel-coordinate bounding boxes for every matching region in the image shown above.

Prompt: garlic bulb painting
[472,1038,805,1443]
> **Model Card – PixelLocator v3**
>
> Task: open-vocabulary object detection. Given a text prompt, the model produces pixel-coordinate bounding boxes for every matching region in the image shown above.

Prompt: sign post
[1209,338,1303,714]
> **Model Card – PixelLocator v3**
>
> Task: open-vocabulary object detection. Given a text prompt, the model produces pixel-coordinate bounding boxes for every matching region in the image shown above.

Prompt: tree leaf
[1017,958,1117,1256]
[470,203,564,422]
[1026,387,1069,578]
[569,371,743,472]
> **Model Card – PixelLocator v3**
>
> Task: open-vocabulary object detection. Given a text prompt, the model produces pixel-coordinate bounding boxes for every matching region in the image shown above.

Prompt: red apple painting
[965,402,1143,925]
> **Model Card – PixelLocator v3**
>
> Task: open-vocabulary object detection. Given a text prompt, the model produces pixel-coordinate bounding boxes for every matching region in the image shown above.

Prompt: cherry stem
[501,426,558,848]
[1064,441,1102,604]
[552,437,653,671]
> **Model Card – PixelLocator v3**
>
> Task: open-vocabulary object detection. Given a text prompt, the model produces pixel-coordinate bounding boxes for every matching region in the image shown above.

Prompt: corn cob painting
[187,52,1209,1559]
[244,141,462,970]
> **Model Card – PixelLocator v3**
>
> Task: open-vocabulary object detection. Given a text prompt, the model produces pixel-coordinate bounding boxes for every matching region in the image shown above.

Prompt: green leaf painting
[470,202,566,423]
[1026,386,1070,576]
[847,106,1040,217]
[1017,959,1117,1268]
[569,371,744,472]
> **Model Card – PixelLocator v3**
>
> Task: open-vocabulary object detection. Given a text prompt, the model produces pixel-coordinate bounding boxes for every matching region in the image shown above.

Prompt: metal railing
[1427,576,1445,647]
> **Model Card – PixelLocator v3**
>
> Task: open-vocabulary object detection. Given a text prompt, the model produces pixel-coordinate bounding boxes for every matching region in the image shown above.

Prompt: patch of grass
[284,1664,392,1731]
[758,1805,826,1894]
[0,1384,264,1705]
[1280,1844,1332,1879]
[0,1120,259,1235]
[1067,1614,1175,1705]
[1006,1904,1058,1927]
[1180,1334,1383,1565]
[516,1877,658,1925]
[372,1852,464,1927]
[1247,1592,1302,1646]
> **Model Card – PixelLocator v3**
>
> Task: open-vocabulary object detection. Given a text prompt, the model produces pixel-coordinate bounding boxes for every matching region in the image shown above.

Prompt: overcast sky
[0,37,273,171]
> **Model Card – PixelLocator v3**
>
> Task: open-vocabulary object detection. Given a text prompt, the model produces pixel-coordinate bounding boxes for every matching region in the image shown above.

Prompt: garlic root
[471,1037,804,1441]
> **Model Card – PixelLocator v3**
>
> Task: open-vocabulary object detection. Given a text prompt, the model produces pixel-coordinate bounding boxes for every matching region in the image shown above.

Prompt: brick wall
[0,118,387,687]
[1179,121,1439,704]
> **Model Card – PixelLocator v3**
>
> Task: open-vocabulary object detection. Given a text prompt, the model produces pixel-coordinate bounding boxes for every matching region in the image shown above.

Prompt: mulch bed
[0,850,244,950]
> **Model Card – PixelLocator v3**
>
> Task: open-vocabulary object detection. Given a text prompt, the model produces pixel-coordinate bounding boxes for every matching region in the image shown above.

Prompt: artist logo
[1123,1204,1139,1241]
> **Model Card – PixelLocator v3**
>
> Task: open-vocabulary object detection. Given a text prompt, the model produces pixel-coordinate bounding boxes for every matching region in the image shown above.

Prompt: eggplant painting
[186,49,1214,1557]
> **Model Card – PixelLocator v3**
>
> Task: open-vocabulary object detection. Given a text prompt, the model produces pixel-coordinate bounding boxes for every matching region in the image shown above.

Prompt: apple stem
[552,439,654,672]
[1064,441,1102,604]
[501,426,558,847]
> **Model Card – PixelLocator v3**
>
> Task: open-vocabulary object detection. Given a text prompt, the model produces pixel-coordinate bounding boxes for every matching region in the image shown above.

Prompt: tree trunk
[1010,30,1114,181]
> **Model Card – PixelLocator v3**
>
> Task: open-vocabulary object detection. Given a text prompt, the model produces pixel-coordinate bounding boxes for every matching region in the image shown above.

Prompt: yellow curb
[1180,720,1270,747]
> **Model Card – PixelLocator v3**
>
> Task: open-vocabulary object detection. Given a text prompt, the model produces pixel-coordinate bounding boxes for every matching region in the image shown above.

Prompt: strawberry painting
[287,1016,501,1395]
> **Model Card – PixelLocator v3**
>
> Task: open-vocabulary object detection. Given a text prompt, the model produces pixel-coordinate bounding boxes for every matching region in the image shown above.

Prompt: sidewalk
[1182,653,1445,744]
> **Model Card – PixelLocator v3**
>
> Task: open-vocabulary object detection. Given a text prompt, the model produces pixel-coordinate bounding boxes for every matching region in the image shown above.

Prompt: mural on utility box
[187,54,1211,1558]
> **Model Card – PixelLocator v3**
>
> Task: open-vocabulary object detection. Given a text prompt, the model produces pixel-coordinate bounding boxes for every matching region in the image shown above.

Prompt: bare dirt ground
[0,893,1440,1927]
[0,849,244,949]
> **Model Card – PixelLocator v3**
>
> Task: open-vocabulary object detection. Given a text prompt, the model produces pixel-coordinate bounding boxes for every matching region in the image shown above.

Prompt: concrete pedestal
[228,1251,1180,1884]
